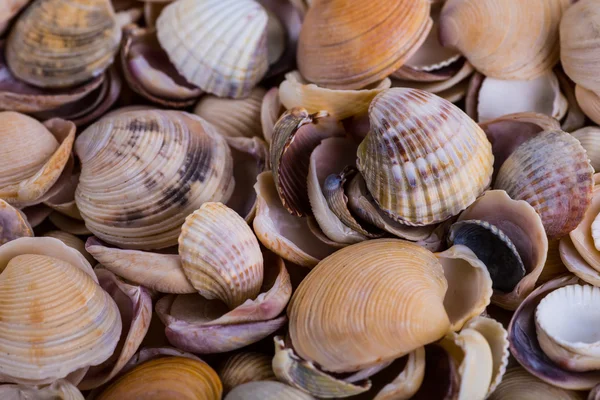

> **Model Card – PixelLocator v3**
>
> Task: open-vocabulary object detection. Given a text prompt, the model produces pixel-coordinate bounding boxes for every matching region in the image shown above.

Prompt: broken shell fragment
[225,381,315,400]
[219,352,275,395]
[0,199,32,245]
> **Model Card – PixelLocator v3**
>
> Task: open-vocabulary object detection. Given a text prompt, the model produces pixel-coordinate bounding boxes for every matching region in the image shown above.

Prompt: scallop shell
[0,237,121,385]
[488,368,584,400]
[156,0,269,98]
[178,202,263,309]
[357,88,493,226]
[97,357,222,400]
[0,380,84,400]
[297,0,432,89]
[43,230,94,265]
[219,352,275,395]
[439,0,571,80]
[573,127,600,173]
[0,200,32,245]
[288,239,450,373]
[576,85,600,126]
[494,130,594,239]
[225,381,315,400]
[6,0,121,88]
[75,110,234,250]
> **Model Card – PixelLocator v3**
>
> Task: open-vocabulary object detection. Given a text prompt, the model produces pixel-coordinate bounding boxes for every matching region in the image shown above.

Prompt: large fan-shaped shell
[288,239,450,373]
[357,88,493,226]
[75,110,234,250]
[6,0,122,88]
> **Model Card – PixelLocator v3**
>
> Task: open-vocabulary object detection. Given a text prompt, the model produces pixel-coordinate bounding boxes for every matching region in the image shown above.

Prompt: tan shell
[225,381,315,400]
[75,110,234,250]
[575,86,600,126]
[0,200,32,245]
[6,0,121,88]
[0,380,84,400]
[357,88,493,226]
[573,127,600,172]
[157,0,269,98]
[0,237,121,385]
[179,202,263,309]
[219,352,275,395]
[288,239,450,373]
[488,368,584,400]
[297,0,432,89]
[440,0,571,80]
[43,230,94,265]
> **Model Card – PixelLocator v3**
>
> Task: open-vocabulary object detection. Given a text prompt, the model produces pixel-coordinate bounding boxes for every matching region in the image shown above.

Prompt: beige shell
[488,368,584,400]
[573,127,600,172]
[575,86,600,126]
[178,202,263,309]
[43,230,94,265]
[157,0,269,98]
[219,352,275,395]
[0,237,121,385]
[75,110,234,250]
[0,380,84,400]
[288,239,450,373]
[0,199,32,245]
[6,0,121,88]
[357,88,493,226]
[225,381,315,400]
[440,0,571,80]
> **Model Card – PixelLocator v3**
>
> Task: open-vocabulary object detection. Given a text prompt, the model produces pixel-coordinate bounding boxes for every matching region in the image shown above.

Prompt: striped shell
[357,88,493,226]
[6,0,121,88]
[75,110,234,250]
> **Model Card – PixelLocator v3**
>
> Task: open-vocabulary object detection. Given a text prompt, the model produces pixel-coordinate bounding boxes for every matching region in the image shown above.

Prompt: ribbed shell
[439,0,570,80]
[156,0,269,98]
[225,381,315,400]
[357,88,493,226]
[6,0,121,88]
[219,352,275,394]
[0,253,121,384]
[494,130,593,239]
[297,0,431,89]
[178,202,263,309]
[75,110,234,250]
[97,357,222,400]
[288,239,450,373]
[572,127,600,172]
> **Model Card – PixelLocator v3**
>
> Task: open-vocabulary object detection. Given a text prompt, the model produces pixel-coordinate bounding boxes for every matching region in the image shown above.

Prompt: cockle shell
[75,110,234,250]
[226,381,315,400]
[6,0,122,88]
[297,0,432,89]
[489,368,584,400]
[218,352,275,395]
[357,88,493,226]
[288,239,450,373]
[157,0,269,98]
[573,127,600,172]
[440,0,571,80]
[575,85,600,126]
[0,380,84,400]
[0,200,32,245]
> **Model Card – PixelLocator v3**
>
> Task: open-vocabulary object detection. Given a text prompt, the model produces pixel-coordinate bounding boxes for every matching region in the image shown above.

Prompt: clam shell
[495,130,593,239]
[0,199,32,245]
[288,239,450,373]
[260,87,283,145]
[357,88,493,226]
[573,127,600,173]
[156,0,269,98]
[0,379,84,400]
[371,347,426,400]
[440,0,571,80]
[43,230,94,265]
[219,352,275,395]
[178,202,263,309]
[297,0,432,89]
[97,357,222,400]
[75,110,234,250]
[489,368,584,400]
[225,381,315,400]
[6,0,121,88]
[576,85,600,126]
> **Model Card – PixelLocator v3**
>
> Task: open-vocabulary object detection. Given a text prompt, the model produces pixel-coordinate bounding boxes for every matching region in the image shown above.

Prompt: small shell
[219,352,275,395]
[489,368,584,400]
[0,380,84,400]
[178,202,263,309]
[0,200,32,245]
[43,230,94,265]
[225,381,315,400]
[6,0,122,88]
[157,0,269,98]
[494,130,594,239]
[573,127,600,172]
[575,85,600,126]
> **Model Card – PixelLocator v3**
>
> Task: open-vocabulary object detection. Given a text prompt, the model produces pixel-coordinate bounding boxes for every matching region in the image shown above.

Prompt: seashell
[225,381,315,400]
[458,190,548,310]
[270,108,344,217]
[448,220,526,293]
[297,0,432,89]
[48,212,91,235]
[369,347,426,400]
[6,0,122,88]
[576,85,600,126]
[412,344,459,399]
[573,127,600,173]
[439,0,571,80]
[97,357,222,400]
[0,379,84,400]
[0,199,32,245]
[538,239,568,284]
[0,114,74,208]
[279,71,391,120]
[436,245,493,331]
[43,230,94,265]
[494,130,594,239]
[75,110,234,250]
[194,87,265,138]
[0,237,121,384]
[156,0,269,98]
[288,239,450,373]
[260,87,284,144]
[489,368,584,400]
[555,67,587,133]
[121,25,202,108]
[219,352,275,395]
[0,0,31,36]
[179,202,263,309]
[357,88,493,226]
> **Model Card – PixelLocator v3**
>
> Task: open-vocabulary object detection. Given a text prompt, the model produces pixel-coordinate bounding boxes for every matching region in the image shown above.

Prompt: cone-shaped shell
[0,379,84,400]
[6,0,121,88]
[178,202,263,309]
[288,239,450,373]
[440,0,571,80]
[156,0,269,98]
[489,368,584,400]
[494,130,593,239]
[357,88,493,226]
[97,357,222,400]
[297,0,432,89]
[225,381,315,400]
[75,110,234,249]
[219,352,275,394]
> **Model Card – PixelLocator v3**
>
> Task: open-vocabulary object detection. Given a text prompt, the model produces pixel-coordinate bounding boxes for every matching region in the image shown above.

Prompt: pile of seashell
[4,0,600,398]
